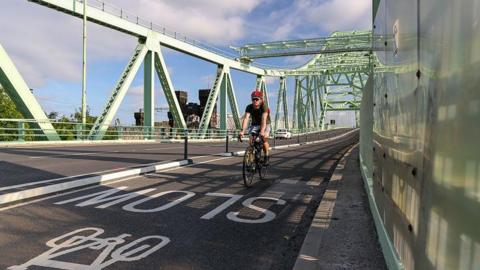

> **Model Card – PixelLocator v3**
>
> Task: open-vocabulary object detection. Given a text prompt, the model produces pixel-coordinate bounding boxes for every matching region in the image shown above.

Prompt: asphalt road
[0,129,352,189]
[0,130,373,270]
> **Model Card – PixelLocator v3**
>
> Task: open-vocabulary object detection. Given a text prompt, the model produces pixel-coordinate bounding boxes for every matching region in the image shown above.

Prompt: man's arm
[240,112,250,136]
[260,112,268,137]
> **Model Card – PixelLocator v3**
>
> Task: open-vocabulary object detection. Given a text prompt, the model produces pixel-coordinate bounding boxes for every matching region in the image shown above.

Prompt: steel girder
[289,71,367,131]
[236,30,379,59]
[0,43,60,141]
[89,43,148,139]
[89,34,187,140]
[198,65,241,136]
[255,75,270,108]
[274,77,289,130]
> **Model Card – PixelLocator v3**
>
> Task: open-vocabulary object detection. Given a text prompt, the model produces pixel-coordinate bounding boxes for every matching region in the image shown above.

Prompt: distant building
[134,89,218,129]
[167,89,217,128]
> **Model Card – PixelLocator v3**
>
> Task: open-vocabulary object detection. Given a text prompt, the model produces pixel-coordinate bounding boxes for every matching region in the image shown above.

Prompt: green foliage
[0,87,34,141]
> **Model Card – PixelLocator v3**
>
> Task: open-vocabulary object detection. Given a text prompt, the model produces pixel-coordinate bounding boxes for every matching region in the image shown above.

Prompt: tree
[47,111,58,120]
[0,86,33,141]
[0,87,23,119]
[72,106,97,124]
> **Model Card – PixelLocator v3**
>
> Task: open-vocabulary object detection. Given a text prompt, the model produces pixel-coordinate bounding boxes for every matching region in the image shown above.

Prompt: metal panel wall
[365,0,480,269]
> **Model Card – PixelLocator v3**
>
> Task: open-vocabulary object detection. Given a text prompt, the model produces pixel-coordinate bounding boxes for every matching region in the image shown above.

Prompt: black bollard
[225,130,229,153]
[184,129,188,160]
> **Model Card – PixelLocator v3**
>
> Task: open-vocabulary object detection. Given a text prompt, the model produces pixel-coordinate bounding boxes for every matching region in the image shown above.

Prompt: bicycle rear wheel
[243,147,256,187]
[258,150,268,180]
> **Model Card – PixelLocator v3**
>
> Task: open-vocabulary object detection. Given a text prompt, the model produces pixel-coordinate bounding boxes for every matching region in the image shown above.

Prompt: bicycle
[239,127,268,187]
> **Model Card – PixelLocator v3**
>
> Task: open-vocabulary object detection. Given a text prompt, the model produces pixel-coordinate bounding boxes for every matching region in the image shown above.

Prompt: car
[275,129,292,139]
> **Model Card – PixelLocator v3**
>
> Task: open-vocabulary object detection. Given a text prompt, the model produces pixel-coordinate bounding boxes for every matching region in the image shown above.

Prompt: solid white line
[29,150,114,159]
[0,156,234,211]
[0,175,141,212]
[143,146,184,151]
[0,160,188,205]
[0,155,212,193]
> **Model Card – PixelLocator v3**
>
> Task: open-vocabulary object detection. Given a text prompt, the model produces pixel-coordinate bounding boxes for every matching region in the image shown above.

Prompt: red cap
[251,90,263,98]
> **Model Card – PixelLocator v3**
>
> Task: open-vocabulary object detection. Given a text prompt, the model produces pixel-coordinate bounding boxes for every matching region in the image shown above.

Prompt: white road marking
[0,130,357,209]
[0,175,141,212]
[0,155,211,193]
[0,155,231,211]
[27,146,184,159]
[8,227,170,269]
[227,197,286,224]
[123,190,195,213]
[143,146,184,151]
[200,193,244,220]
[28,151,113,159]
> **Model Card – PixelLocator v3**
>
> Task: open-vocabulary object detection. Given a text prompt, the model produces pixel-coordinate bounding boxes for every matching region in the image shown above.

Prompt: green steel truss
[198,65,241,137]
[89,35,187,140]
[89,42,149,139]
[0,43,60,140]
[273,77,289,130]
[255,75,270,108]
[236,30,381,60]
[0,0,379,142]
[261,31,373,131]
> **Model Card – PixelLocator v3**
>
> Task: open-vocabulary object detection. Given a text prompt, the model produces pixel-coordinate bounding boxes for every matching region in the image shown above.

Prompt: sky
[0,0,371,125]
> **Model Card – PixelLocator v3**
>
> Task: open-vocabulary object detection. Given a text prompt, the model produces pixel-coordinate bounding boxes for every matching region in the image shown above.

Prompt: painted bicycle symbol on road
[8,227,170,270]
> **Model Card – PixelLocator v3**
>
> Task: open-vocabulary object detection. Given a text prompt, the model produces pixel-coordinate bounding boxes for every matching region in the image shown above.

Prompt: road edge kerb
[0,129,357,206]
[292,143,357,270]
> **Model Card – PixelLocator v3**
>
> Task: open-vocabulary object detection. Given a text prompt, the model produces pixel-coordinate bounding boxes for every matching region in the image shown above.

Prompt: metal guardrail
[0,119,342,142]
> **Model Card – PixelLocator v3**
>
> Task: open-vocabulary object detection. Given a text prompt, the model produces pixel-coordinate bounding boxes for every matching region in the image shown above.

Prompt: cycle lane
[0,134,358,270]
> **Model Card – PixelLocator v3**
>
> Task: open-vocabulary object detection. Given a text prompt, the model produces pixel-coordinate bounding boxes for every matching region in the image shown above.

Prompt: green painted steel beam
[29,0,267,76]
[373,0,381,22]
[0,43,60,141]
[255,75,270,108]
[144,50,155,137]
[236,31,382,59]
[154,49,186,129]
[274,77,289,130]
[198,66,225,136]
[89,42,148,139]
[225,72,241,130]
[219,68,228,131]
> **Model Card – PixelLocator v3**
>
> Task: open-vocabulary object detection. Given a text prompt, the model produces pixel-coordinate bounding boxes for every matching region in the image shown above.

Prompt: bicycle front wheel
[243,147,256,187]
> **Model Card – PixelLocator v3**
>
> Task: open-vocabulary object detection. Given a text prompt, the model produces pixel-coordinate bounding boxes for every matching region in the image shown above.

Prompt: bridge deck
[0,129,386,269]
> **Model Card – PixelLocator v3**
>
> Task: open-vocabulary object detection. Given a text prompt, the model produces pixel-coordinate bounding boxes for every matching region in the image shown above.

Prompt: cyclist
[239,89,271,165]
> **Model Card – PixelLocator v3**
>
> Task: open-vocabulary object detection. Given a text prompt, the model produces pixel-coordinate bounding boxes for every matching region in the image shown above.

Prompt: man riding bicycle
[239,89,271,166]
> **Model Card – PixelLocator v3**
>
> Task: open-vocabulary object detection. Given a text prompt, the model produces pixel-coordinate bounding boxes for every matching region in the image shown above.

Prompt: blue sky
[0,0,371,125]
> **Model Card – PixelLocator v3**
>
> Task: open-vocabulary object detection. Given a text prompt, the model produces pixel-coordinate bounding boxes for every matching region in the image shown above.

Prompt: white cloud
[0,0,264,88]
[0,0,371,122]
[251,0,371,41]
[200,74,216,89]
[264,76,277,86]
[305,0,372,31]
[0,1,137,88]
[283,55,314,67]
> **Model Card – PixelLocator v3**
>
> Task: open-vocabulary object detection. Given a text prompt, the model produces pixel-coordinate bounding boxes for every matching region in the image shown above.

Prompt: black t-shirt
[245,103,270,125]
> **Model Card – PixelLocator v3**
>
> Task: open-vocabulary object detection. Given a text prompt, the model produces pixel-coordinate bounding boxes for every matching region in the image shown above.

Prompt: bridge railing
[0,118,354,143]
